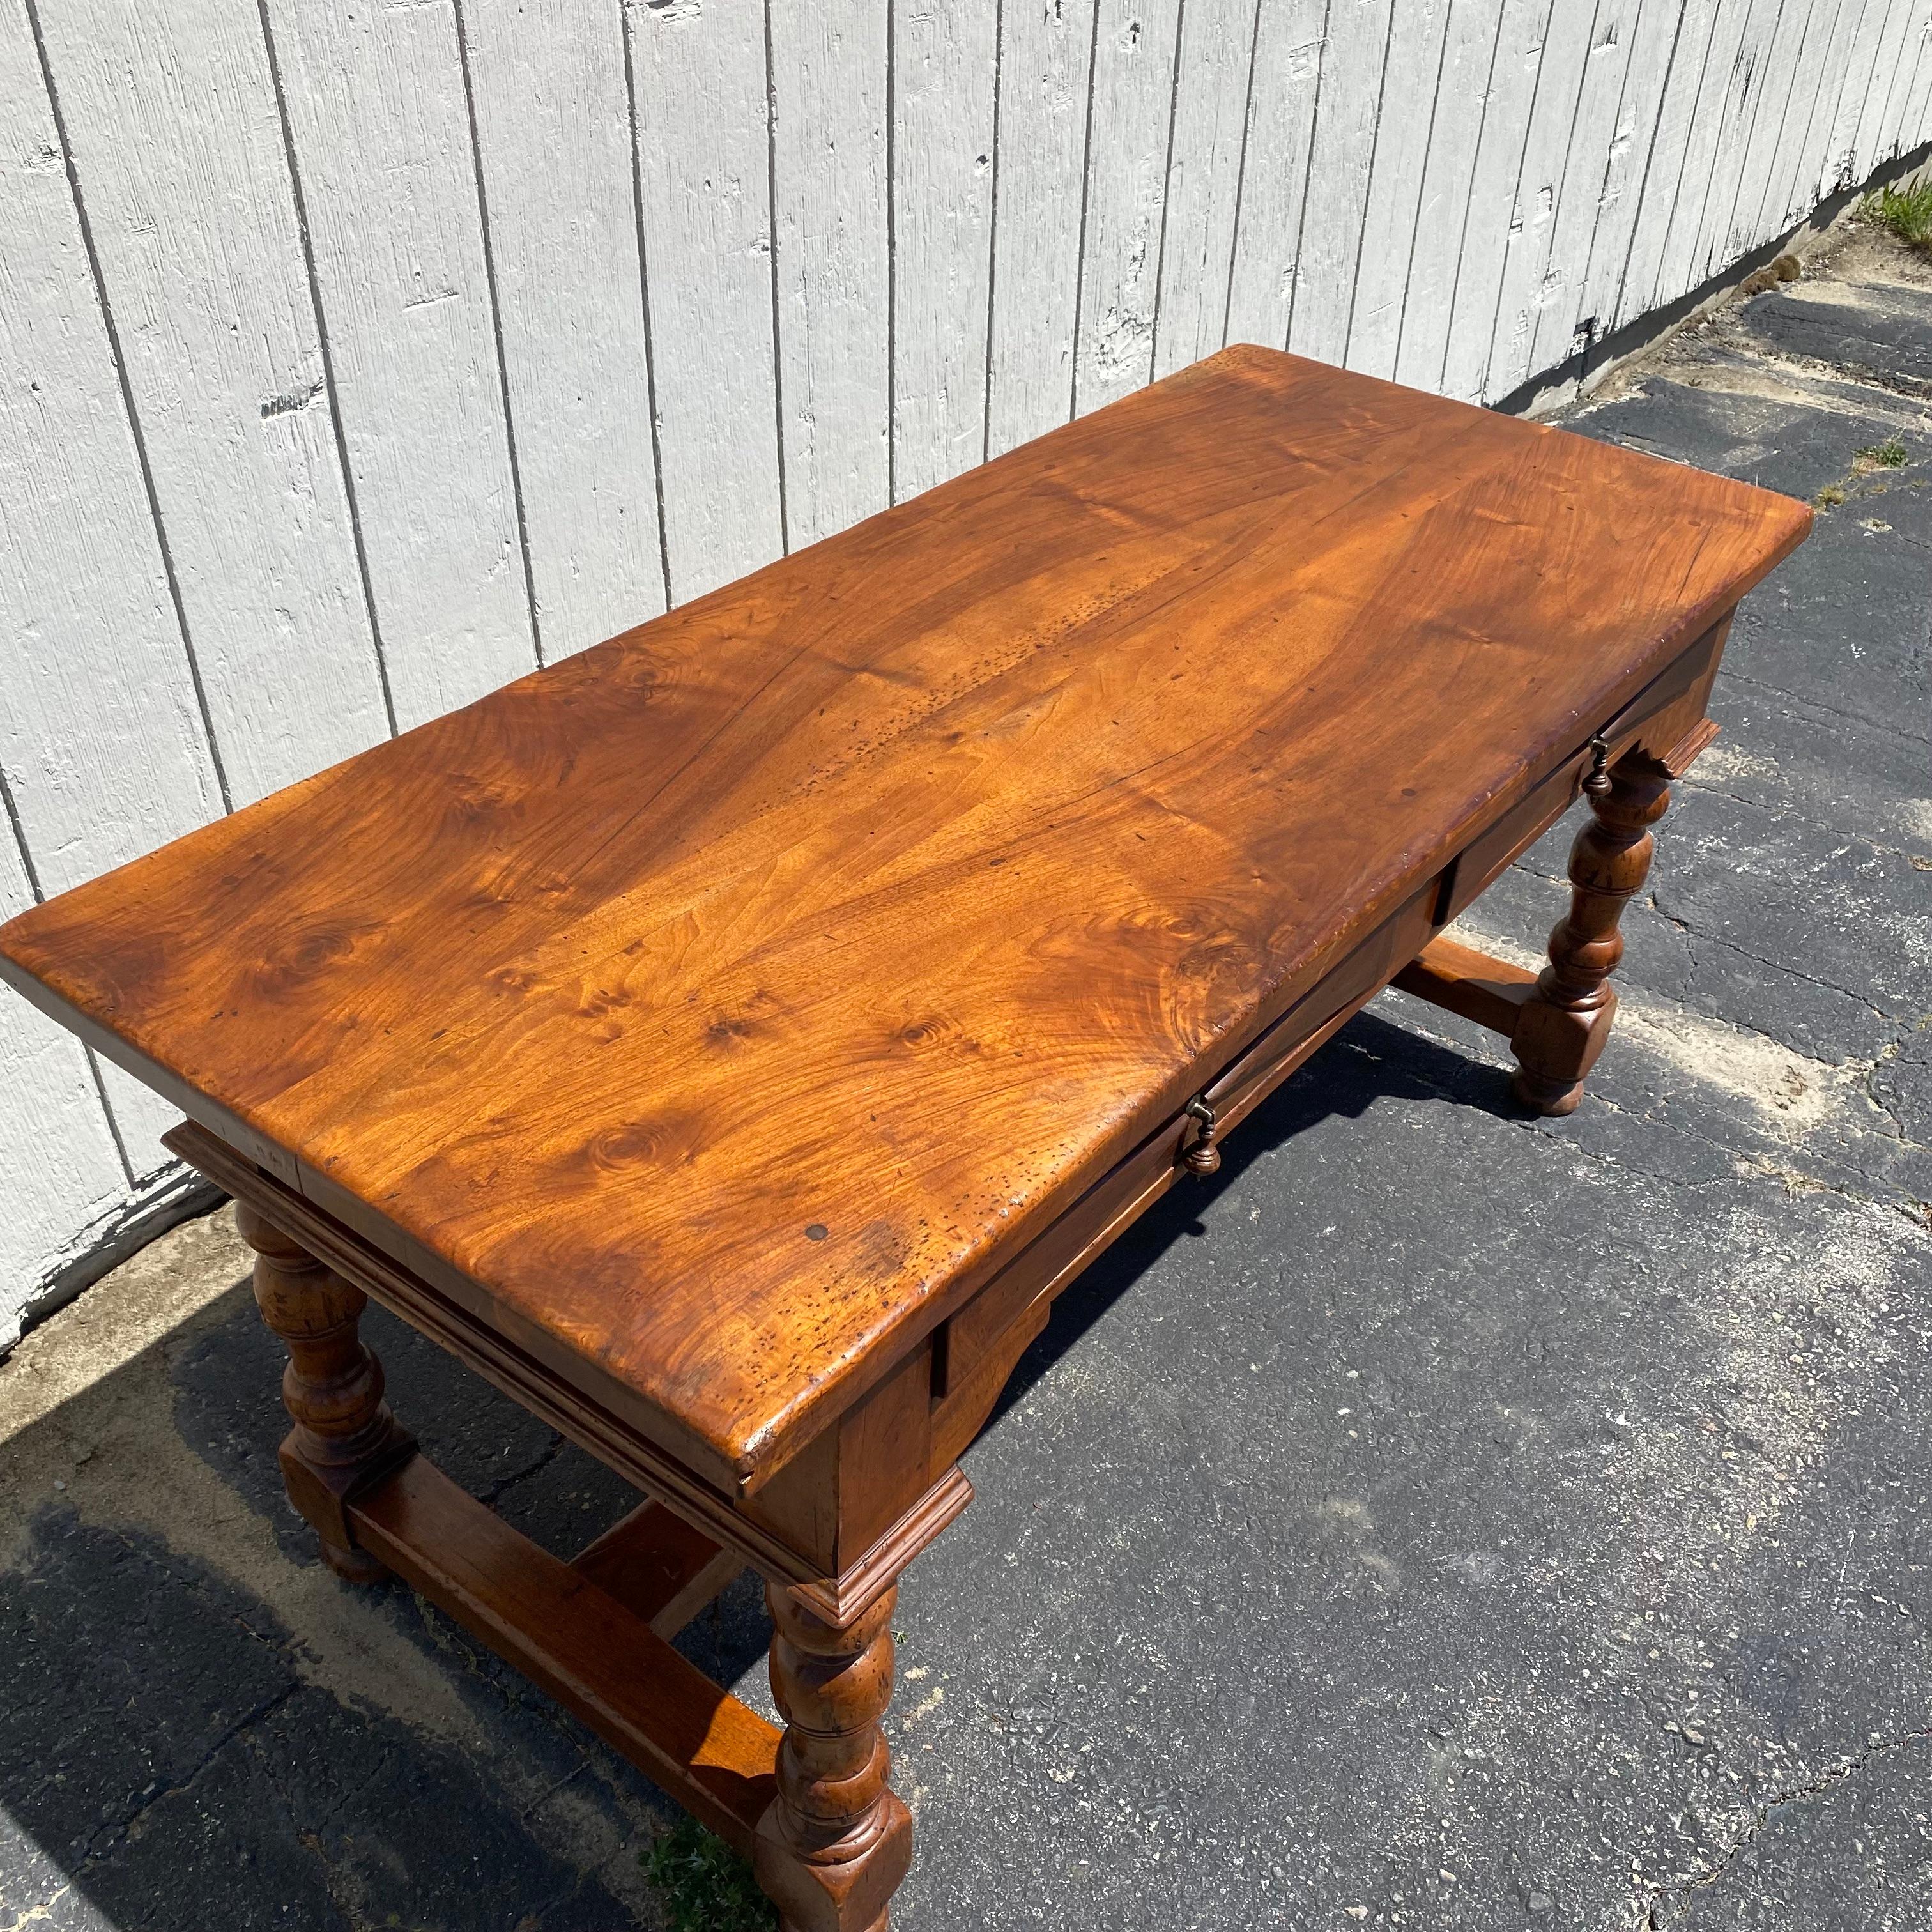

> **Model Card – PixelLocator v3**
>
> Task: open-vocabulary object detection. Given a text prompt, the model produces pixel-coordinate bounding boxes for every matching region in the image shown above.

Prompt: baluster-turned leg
[1510,747,1673,1116]
[235,1203,413,1583]
[754,1584,912,1932]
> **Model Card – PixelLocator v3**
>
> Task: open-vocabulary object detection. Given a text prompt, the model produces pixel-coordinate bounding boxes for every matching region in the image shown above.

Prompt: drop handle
[1181,1096,1220,1177]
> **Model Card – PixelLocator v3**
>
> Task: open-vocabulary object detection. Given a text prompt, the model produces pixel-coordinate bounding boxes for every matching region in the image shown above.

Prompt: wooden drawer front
[1441,616,1730,924]
[937,883,1437,1409]
[1441,750,1587,924]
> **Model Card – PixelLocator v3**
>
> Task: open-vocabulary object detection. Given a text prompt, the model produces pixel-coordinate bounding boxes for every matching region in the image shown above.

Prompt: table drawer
[1439,615,1729,923]
[935,880,1438,1427]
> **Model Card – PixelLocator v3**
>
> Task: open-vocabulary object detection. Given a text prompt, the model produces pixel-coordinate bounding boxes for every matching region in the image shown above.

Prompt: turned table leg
[1510,748,1673,1116]
[755,1584,912,1932]
[235,1202,413,1583]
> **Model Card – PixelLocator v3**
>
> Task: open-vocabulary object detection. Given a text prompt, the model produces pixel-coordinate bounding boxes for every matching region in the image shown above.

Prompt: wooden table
[0,348,1807,1928]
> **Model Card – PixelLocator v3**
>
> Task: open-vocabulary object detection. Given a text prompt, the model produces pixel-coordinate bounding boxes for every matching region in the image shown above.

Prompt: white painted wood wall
[3,0,1929,1338]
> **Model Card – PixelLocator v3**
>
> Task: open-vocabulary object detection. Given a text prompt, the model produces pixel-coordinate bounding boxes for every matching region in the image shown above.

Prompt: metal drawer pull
[1181,1096,1221,1177]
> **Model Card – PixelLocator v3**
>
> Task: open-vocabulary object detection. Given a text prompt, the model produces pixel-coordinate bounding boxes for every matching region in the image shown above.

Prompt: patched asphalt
[2,222,1928,1932]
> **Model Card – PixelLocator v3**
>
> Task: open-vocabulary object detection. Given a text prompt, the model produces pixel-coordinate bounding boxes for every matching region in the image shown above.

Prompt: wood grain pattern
[1438,0,1554,401]
[1291,0,1393,368]
[0,348,1810,1484]
[1767,0,1850,226]
[1614,0,1720,331]
[1653,0,1754,307]
[755,1585,911,1932]
[983,0,1094,456]
[349,1451,781,1852]
[1689,0,1785,289]
[1393,934,1538,1036]
[1152,0,1259,379]
[570,1497,744,1638]
[164,1114,974,1617]
[1849,0,1910,179]
[1820,0,1892,201]
[1572,0,1685,355]
[235,1200,413,1581]
[0,0,224,1190]
[1484,1,1601,400]
[1522,0,1643,381]
[1392,0,1501,390]
[1510,749,1673,1116]
[1857,0,1921,175]
[1721,0,1814,272]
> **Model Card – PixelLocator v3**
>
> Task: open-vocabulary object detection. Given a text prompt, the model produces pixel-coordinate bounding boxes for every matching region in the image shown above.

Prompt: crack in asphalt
[1674,772,1932,872]
[75,1680,301,1872]
[1638,1723,1932,1928]
[1645,900,1899,1027]
[1515,850,1907,1029]
[1386,995,1931,1231]
[1720,666,1931,749]
[480,1430,568,1508]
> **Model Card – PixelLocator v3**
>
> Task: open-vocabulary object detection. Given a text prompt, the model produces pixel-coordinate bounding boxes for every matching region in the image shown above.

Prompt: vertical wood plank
[1819,0,1890,193]
[0,0,222,886]
[1392,0,1503,390]
[892,0,998,497]
[262,0,537,725]
[1222,0,1324,352]
[461,0,667,658]
[1727,0,1824,262]
[985,0,1096,454]
[1652,0,1756,306]
[1523,0,1644,382]
[1290,0,1394,367]
[1909,11,1932,138]
[770,0,890,546]
[0,820,130,1344]
[1879,0,1932,153]
[1483,1,1600,401]
[1347,0,1452,379]
[1074,0,1184,413]
[1614,0,1721,328]
[36,0,393,808]
[0,0,226,1184]
[1767,0,1859,232]
[1690,0,1790,285]
[1438,0,1553,401]
[630,0,784,601]
[1153,0,1261,378]
[1851,0,1913,176]
[1574,0,1691,351]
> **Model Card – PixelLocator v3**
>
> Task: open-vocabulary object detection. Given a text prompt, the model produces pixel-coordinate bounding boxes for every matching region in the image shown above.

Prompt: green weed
[1862,179,1932,249]
[1854,436,1910,470]
[642,1820,776,1932]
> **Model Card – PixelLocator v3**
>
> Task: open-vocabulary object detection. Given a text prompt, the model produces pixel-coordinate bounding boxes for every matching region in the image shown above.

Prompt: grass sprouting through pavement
[643,1820,778,1932]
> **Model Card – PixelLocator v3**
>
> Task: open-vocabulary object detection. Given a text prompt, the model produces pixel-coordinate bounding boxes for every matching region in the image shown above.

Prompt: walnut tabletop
[0,346,1811,1926]
[0,347,1805,1497]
